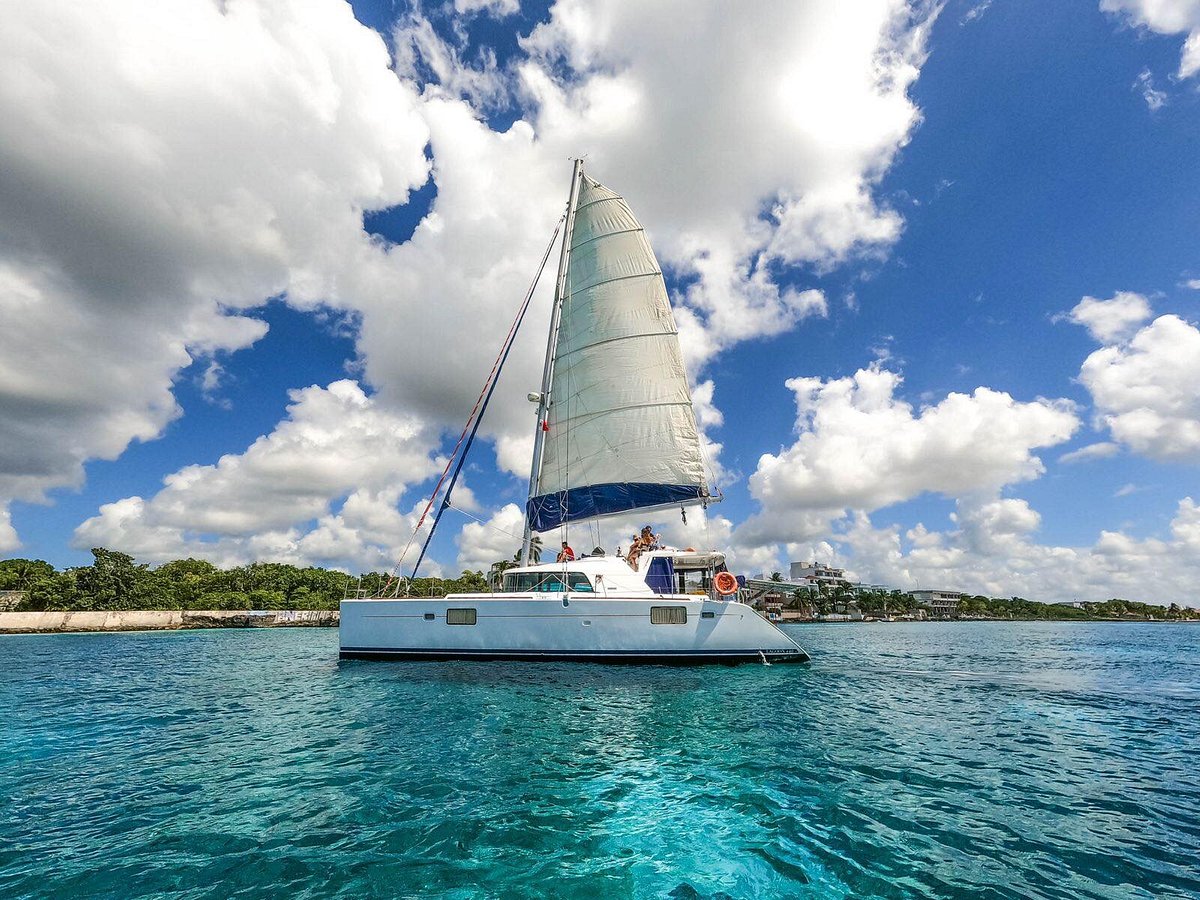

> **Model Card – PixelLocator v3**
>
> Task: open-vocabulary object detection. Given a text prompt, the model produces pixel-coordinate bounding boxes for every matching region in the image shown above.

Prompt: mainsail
[526,167,709,534]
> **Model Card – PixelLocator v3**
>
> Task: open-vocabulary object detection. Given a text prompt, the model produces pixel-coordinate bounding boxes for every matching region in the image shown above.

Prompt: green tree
[514,536,544,564]
[489,559,517,588]
[0,558,57,591]
[70,548,168,610]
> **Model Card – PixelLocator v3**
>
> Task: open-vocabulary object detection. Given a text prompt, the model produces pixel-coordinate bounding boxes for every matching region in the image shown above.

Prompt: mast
[522,158,584,564]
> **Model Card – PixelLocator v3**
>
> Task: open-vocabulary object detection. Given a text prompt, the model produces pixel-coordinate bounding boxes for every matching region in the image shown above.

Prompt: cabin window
[446,608,477,625]
[503,572,542,591]
[650,606,687,625]
[567,572,593,592]
[676,569,711,595]
[502,571,593,592]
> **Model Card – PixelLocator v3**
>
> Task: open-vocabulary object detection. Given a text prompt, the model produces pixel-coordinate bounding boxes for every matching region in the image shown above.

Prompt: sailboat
[339,161,809,663]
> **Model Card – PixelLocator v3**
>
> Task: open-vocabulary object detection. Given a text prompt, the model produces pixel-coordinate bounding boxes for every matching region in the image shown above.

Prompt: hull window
[650,606,687,625]
[447,608,477,625]
[424,613,435,621]
[701,611,715,619]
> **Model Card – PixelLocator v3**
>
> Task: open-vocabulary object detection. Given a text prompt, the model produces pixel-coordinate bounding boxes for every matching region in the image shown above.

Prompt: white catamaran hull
[339,595,809,664]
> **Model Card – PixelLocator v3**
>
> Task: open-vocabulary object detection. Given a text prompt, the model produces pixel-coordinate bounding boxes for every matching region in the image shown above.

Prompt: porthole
[446,608,477,625]
[701,611,715,619]
[424,613,435,621]
[650,606,687,625]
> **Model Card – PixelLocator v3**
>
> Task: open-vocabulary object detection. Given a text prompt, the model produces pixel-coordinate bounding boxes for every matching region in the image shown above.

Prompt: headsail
[527,170,709,534]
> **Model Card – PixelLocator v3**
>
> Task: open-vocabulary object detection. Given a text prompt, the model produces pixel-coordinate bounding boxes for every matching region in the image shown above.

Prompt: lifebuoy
[714,571,738,596]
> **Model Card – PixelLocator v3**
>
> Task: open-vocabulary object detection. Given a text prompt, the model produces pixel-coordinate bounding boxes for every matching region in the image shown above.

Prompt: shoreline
[0,609,338,635]
[3,609,1191,636]
[785,616,1196,625]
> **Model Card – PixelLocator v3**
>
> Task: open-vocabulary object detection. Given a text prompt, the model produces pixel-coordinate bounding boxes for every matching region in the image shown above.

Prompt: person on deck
[625,525,659,568]
[556,541,575,562]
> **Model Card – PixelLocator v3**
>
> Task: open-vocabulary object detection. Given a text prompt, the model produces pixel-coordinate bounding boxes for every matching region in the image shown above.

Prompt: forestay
[527,175,709,532]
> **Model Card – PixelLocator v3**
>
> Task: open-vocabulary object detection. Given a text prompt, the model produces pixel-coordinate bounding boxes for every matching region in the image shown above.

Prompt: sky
[2,0,1199,603]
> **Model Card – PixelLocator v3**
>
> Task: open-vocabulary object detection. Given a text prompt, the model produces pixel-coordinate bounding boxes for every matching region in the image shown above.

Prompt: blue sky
[2,0,1199,602]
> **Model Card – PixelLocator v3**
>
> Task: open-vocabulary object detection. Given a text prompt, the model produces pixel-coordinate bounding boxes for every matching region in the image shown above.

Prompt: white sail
[527,174,709,532]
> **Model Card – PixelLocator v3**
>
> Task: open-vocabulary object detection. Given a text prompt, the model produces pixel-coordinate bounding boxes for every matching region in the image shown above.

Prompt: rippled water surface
[2,622,1198,899]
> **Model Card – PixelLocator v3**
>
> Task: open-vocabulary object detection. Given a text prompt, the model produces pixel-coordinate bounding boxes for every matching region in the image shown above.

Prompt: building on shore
[789,561,848,591]
[742,577,818,619]
[912,590,962,617]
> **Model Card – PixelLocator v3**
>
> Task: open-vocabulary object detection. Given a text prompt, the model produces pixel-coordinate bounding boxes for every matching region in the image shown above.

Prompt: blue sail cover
[527,482,706,533]
[528,174,710,535]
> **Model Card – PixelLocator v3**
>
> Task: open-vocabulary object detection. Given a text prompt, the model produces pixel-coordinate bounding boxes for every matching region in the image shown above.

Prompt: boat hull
[339,594,809,664]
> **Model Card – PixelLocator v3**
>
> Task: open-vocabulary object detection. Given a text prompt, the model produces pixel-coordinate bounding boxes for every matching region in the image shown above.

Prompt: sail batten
[528,171,708,533]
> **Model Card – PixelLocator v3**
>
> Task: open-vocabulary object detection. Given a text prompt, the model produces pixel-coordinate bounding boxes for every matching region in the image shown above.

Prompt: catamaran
[339,160,809,663]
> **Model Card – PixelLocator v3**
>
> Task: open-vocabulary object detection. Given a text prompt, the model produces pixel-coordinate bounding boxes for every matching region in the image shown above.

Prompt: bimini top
[526,173,710,533]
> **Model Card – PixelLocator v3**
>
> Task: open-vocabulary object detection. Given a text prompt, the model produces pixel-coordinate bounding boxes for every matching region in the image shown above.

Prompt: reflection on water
[1,622,1197,898]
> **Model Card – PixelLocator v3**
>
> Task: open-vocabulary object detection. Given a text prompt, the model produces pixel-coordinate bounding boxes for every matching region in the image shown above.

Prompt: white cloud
[456,502,527,573]
[1135,67,1168,109]
[0,508,18,553]
[0,0,430,537]
[962,1,993,25]
[834,495,1200,605]
[512,0,934,370]
[72,381,439,569]
[1059,441,1121,464]
[1184,278,1200,290]
[1101,0,1200,78]
[735,364,1079,545]
[1078,314,1200,461]
[393,12,511,111]
[455,0,521,17]
[1066,291,1153,342]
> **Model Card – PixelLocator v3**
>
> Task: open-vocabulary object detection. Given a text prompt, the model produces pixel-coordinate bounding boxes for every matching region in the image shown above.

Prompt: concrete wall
[0,608,339,634]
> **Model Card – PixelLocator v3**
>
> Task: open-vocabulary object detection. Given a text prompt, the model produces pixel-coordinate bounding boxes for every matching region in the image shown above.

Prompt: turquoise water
[1,623,1197,899]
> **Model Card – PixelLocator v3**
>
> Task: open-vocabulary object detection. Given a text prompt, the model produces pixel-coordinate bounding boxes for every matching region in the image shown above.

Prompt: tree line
[0,549,495,612]
[766,580,1197,621]
[3,549,1195,618]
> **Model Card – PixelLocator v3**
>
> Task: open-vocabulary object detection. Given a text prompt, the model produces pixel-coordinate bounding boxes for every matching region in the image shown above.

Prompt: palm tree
[770,571,783,582]
[512,535,544,564]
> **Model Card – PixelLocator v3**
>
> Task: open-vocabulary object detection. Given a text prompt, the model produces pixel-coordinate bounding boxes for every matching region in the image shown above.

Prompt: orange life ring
[714,572,738,596]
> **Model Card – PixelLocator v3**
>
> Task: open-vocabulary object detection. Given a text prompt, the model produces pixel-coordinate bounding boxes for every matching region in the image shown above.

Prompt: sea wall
[0,609,339,634]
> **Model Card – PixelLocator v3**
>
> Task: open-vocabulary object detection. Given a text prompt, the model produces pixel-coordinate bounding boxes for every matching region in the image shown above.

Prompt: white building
[789,561,848,590]
[911,590,962,617]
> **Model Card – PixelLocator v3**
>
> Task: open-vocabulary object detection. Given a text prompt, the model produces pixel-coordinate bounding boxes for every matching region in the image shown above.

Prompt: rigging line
[382,216,564,591]
[440,502,524,540]
[409,215,565,580]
